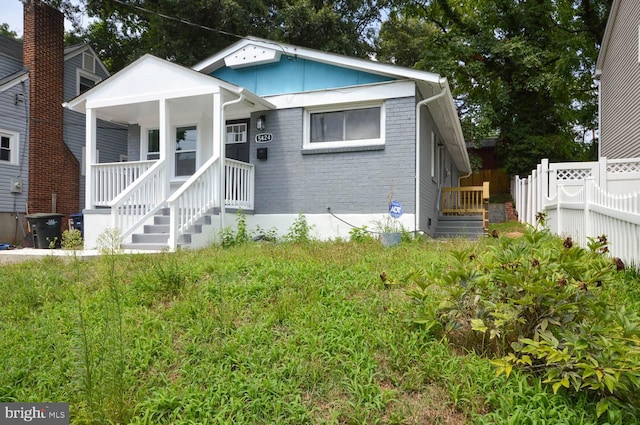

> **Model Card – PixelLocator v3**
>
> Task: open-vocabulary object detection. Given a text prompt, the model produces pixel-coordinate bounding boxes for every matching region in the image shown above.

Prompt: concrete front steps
[433,215,486,239]
[120,208,215,251]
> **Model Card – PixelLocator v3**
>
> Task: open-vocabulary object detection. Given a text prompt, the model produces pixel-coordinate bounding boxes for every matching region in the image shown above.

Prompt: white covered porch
[65,54,274,250]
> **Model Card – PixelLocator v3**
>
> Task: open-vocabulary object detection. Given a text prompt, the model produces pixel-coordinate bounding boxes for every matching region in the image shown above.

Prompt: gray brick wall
[251,97,417,214]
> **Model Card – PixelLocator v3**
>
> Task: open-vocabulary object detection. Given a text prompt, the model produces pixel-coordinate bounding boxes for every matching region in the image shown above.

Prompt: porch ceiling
[94,92,266,125]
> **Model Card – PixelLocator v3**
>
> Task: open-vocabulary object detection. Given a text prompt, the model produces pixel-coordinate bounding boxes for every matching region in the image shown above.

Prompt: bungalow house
[65,37,473,250]
[595,0,640,159]
[0,0,126,245]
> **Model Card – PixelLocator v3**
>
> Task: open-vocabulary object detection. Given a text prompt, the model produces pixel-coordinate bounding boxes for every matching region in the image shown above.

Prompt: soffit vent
[224,44,282,69]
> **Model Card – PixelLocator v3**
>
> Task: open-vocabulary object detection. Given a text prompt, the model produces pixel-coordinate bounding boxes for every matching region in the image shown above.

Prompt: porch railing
[109,160,167,240]
[92,160,156,207]
[225,159,255,210]
[167,156,221,249]
[441,182,490,230]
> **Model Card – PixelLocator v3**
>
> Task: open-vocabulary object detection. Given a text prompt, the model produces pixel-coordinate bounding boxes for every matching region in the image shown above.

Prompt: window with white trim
[226,123,247,144]
[0,130,19,165]
[77,69,101,94]
[305,103,384,149]
[146,129,160,160]
[175,126,197,177]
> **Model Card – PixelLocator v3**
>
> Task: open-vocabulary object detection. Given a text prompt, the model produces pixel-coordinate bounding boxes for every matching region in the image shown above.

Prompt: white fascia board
[263,80,416,109]
[418,80,471,174]
[595,0,621,76]
[0,71,29,93]
[85,86,222,110]
[64,44,110,77]
[193,37,442,84]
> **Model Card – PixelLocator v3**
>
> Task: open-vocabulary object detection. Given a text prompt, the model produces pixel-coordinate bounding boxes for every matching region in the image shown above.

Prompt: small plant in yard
[285,213,314,242]
[62,228,83,250]
[349,225,375,243]
[406,220,640,420]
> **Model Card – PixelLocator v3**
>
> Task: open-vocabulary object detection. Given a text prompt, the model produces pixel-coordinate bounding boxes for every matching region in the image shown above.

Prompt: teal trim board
[212,57,396,96]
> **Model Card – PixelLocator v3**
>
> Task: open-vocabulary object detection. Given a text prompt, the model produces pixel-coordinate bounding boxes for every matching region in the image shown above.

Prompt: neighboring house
[65,37,472,250]
[595,0,640,159]
[0,0,127,244]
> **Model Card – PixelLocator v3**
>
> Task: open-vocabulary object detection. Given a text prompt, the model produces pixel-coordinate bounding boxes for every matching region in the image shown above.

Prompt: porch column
[85,108,97,210]
[212,92,224,229]
[159,98,171,199]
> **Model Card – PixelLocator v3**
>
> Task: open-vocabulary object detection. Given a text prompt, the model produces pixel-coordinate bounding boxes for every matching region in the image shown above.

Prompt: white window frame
[142,128,161,161]
[0,130,19,166]
[76,68,101,95]
[430,131,436,178]
[226,123,248,144]
[303,102,385,150]
[173,124,198,179]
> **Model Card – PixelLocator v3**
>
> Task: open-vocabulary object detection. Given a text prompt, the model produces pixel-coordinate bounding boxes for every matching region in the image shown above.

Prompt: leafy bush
[219,210,250,248]
[62,228,83,250]
[349,225,375,243]
[285,213,314,243]
[406,225,640,418]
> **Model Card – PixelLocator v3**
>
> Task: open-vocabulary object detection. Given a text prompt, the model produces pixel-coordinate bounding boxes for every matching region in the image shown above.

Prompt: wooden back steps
[434,182,490,239]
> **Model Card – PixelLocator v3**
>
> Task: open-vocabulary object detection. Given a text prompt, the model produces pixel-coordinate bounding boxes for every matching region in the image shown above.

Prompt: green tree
[378,0,611,176]
[47,0,388,72]
[0,23,19,40]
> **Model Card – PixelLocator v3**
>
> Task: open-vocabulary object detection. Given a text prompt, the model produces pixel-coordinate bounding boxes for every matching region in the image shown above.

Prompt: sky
[2,0,89,37]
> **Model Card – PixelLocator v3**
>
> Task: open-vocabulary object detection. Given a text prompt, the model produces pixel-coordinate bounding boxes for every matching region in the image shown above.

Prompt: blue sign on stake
[389,200,403,218]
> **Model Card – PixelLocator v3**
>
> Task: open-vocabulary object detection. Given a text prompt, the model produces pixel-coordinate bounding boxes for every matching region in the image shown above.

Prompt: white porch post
[212,92,224,230]
[85,108,97,210]
[160,98,171,200]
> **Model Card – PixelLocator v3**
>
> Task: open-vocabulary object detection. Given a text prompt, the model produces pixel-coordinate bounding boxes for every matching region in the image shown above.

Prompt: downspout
[415,79,448,234]
[219,90,246,232]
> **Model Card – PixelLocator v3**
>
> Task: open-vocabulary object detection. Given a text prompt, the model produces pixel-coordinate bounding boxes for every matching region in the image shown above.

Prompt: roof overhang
[64,54,274,124]
[595,0,621,78]
[417,79,472,175]
[193,37,443,85]
[0,69,29,93]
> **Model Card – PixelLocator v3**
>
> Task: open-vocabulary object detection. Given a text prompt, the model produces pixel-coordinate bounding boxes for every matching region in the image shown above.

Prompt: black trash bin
[26,213,64,249]
[70,212,84,237]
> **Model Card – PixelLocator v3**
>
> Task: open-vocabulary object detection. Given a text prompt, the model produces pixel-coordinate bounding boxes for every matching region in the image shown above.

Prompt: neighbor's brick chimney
[24,0,79,216]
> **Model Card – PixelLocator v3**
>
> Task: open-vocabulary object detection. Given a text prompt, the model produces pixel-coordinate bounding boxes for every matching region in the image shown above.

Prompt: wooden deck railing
[441,182,490,230]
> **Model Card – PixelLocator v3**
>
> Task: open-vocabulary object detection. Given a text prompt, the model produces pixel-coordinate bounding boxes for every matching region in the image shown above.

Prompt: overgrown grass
[0,236,638,424]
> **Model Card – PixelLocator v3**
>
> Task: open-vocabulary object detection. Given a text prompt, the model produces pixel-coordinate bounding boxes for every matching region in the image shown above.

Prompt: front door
[225,119,250,163]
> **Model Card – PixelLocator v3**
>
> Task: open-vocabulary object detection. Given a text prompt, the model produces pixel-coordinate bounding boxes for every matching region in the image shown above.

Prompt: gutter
[415,80,448,234]
[219,89,247,231]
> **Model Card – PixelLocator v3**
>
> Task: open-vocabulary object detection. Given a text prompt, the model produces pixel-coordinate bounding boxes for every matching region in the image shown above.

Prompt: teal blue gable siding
[211,57,395,95]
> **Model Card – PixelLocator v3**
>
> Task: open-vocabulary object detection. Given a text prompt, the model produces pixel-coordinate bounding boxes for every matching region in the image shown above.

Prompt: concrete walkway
[0,247,162,266]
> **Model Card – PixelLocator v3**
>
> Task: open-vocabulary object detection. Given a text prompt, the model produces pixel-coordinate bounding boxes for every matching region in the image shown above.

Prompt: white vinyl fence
[513,157,640,267]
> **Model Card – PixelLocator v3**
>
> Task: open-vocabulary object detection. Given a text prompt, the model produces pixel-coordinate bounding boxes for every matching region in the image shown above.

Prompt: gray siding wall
[251,96,417,214]
[417,91,464,235]
[418,102,439,235]
[0,79,29,213]
[64,51,127,208]
[0,55,22,78]
[600,1,640,158]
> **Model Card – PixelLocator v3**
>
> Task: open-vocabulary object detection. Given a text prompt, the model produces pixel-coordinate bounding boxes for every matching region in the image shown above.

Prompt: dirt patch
[504,232,524,238]
[383,384,468,425]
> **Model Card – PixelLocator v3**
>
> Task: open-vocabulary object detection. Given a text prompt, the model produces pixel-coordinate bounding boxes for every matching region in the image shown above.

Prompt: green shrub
[349,225,375,243]
[62,228,83,250]
[406,225,640,418]
[285,213,314,243]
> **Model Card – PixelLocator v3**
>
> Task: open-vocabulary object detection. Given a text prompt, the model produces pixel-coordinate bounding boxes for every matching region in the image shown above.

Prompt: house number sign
[255,133,273,143]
